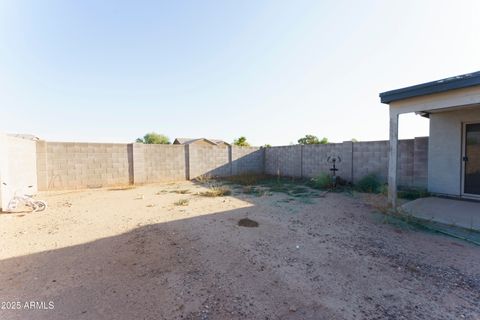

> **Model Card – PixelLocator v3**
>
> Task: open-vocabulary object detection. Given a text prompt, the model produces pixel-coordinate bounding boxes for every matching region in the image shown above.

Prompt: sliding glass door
[464,123,480,196]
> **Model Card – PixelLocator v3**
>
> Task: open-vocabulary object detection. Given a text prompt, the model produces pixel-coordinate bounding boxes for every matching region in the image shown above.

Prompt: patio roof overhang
[380,71,480,104]
[379,71,480,209]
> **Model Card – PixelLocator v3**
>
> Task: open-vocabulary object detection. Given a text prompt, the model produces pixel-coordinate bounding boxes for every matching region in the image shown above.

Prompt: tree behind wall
[136,132,170,144]
[233,136,250,147]
[297,134,328,145]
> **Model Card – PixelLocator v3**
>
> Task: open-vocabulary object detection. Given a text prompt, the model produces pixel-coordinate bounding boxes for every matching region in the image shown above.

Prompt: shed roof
[380,71,480,104]
[173,138,230,146]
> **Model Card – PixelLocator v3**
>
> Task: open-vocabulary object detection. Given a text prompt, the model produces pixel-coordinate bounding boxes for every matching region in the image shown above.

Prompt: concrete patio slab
[401,197,480,231]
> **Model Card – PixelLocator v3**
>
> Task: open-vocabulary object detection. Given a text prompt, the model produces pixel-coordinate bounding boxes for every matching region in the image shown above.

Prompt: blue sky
[1,0,479,145]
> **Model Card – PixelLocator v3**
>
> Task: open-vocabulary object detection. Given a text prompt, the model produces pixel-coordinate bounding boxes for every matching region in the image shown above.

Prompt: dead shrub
[174,199,189,206]
[171,189,190,194]
[194,174,212,184]
[108,185,136,191]
[199,186,231,197]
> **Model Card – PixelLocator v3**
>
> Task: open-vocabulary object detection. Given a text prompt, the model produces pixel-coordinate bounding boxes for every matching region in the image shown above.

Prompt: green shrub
[398,188,430,200]
[309,172,332,190]
[355,173,382,193]
[225,174,267,186]
[335,176,348,187]
[242,185,255,194]
[379,184,388,195]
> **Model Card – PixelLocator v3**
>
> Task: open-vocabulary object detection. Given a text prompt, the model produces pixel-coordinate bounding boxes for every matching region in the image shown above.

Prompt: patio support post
[388,110,399,209]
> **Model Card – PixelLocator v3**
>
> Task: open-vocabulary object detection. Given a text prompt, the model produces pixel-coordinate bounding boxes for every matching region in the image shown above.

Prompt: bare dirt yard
[1,179,479,320]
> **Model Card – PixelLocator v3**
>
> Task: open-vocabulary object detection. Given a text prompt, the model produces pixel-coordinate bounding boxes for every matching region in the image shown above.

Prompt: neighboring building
[7,133,40,141]
[173,138,230,147]
[380,71,480,207]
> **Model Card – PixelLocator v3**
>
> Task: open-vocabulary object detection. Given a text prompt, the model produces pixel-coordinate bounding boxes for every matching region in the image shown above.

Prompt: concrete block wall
[132,143,145,184]
[36,140,48,191]
[397,140,414,187]
[265,138,428,189]
[302,142,353,181]
[39,142,132,190]
[265,146,302,177]
[231,147,264,175]
[188,145,231,178]
[352,140,389,183]
[33,142,266,190]
[413,137,428,188]
[142,144,187,182]
[25,138,428,191]
[353,139,422,186]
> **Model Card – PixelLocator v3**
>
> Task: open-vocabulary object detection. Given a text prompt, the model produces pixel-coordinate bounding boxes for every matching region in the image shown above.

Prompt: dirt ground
[0,181,479,320]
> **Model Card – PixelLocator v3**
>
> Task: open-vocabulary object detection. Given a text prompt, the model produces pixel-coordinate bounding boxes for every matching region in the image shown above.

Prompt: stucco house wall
[428,107,480,195]
[0,134,38,210]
